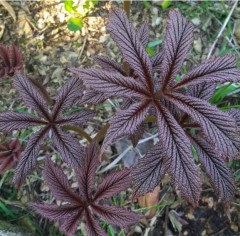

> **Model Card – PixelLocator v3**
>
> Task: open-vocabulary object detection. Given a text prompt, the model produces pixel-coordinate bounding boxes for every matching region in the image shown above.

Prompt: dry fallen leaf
[17,10,36,36]
[138,185,160,218]
[0,24,5,39]
[168,210,188,233]
[0,0,16,22]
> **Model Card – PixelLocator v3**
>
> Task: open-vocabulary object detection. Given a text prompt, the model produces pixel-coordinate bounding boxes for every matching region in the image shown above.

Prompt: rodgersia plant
[71,8,240,205]
[0,138,21,174]
[0,73,94,187]
[0,45,24,80]
[0,6,240,236]
[32,142,141,236]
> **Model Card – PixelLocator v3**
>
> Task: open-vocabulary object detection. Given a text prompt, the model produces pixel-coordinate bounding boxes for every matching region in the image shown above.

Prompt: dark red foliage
[229,109,240,133]
[71,8,240,205]
[0,45,24,80]
[31,142,142,236]
[0,139,21,174]
[0,73,94,187]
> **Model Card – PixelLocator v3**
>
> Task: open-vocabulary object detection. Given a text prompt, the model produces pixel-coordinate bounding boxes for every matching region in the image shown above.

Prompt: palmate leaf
[51,127,84,168]
[165,92,240,160]
[121,98,134,110]
[0,139,21,174]
[32,158,84,236]
[154,102,201,205]
[151,52,163,72]
[132,143,165,197]
[136,21,149,47]
[187,83,216,101]
[7,45,24,70]
[94,168,131,201]
[104,101,151,147]
[31,204,80,221]
[107,8,154,92]
[71,7,240,205]
[79,89,107,105]
[190,135,236,202]
[0,111,46,132]
[229,109,240,132]
[32,203,83,236]
[31,143,141,236]
[129,124,145,147]
[52,77,84,119]
[14,73,50,119]
[161,9,193,91]
[0,73,93,186]
[13,127,49,187]
[85,211,108,236]
[0,45,24,80]
[161,98,182,121]
[94,55,126,75]
[85,56,126,106]
[174,54,240,89]
[91,204,142,227]
[60,211,83,236]
[56,110,95,126]
[44,157,82,204]
[70,68,148,99]
[77,141,100,200]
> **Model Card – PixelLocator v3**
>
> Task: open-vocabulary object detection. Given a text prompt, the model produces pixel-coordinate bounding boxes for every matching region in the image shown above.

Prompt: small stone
[192,17,201,26]
[134,225,142,233]
[39,55,47,63]
[60,55,68,64]
[100,26,106,32]
[194,38,202,53]
[230,224,238,232]
[99,35,108,43]
[152,7,158,15]
[155,17,162,26]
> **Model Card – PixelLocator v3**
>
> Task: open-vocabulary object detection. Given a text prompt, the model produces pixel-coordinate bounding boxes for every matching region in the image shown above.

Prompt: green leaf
[221,104,240,111]
[64,0,77,13]
[175,75,181,82]
[143,0,151,9]
[168,210,183,233]
[148,39,163,48]
[67,17,83,32]
[0,200,14,217]
[84,0,98,11]
[146,46,156,56]
[211,83,239,104]
[192,145,198,162]
[107,225,115,236]
[161,0,171,10]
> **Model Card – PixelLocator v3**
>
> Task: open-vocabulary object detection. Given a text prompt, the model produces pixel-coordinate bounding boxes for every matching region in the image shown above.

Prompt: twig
[97,133,158,173]
[207,0,238,59]
[214,17,240,57]
[164,205,169,236]
[123,0,131,19]
[79,36,87,60]
[135,147,143,158]
[107,98,117,108]
[63,125,93,143]
[225,37,240,57]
